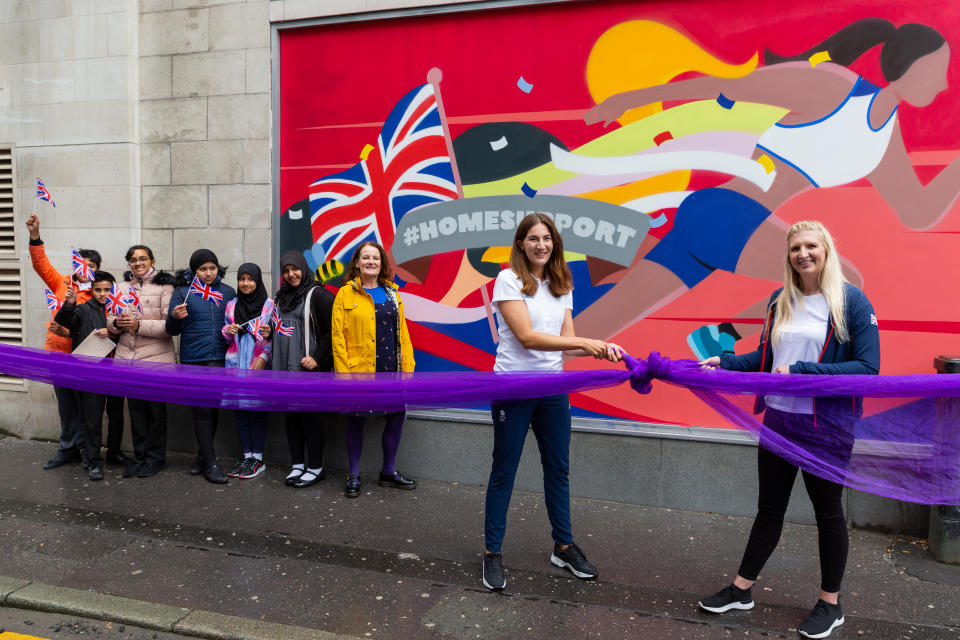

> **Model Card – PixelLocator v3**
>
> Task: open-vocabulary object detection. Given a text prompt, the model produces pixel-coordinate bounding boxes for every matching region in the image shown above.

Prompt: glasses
[128,257,152,264]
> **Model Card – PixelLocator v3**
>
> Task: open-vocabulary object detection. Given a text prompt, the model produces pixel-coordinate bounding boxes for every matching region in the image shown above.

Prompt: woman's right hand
[699,356,721,369]
[225,323,240,335]
[579,338,610,359]
[301,356,318,371]
[172,302,188,319]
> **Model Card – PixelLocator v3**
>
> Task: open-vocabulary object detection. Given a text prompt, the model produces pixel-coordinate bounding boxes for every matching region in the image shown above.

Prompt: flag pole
[427,67,499,345]
[32,177,39,215]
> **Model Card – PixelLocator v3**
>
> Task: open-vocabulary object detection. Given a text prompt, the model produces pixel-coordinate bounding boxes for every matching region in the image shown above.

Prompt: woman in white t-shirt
[696,221,880,640]
[481,213,622,592]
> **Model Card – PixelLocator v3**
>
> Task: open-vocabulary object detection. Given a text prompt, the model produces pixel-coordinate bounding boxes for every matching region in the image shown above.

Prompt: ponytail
[765,18,945,81]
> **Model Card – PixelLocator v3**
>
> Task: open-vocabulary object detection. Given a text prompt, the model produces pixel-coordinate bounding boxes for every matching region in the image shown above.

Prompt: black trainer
[550,543,598,580]
[798,599,844,639]
[698,584,755,613]
[482,552,506,591]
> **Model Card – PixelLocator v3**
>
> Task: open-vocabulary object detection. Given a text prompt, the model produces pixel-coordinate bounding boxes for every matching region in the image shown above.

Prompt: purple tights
[345,411,406,476]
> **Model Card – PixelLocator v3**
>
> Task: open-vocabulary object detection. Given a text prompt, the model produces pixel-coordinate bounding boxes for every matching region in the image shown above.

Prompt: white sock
[286,464,304,479]
[243,452,253,459]
[252,452,263,461]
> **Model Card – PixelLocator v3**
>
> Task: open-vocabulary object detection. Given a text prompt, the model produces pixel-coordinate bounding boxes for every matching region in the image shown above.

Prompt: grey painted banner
[391,195,651,266]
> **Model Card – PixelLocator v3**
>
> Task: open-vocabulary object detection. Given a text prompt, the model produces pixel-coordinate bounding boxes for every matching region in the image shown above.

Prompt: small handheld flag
[275,322,294,337]
[36,178,56,208]
[125,286,143,314]
[43,287,61,312]
[188,275,224,306]
[104,283,128,316]
[71,247,95,281]
[248,316,265,343]
[270,305,281,328]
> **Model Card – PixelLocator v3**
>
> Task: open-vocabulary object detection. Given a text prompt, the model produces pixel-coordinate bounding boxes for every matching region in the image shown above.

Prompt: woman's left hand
[258,324,272,339]
[301,356,318,371]
[773,365,791,374]
[251,357,266,371]
[93,328,109,338]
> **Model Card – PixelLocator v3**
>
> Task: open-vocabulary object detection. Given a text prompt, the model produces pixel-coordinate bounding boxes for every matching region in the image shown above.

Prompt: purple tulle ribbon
[1,344,958,504]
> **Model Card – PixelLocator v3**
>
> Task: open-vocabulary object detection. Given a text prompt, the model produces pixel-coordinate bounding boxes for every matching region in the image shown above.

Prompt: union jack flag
[275,322,294,337]
[188,275,223,306]
[125,286,143,314]
[269,304,281,328]
[105,283,127,316]
[307,83,458,262]
[42,287,61,312]
[248,316,264,343]
[71,247,95,281]
[36,178,55,207]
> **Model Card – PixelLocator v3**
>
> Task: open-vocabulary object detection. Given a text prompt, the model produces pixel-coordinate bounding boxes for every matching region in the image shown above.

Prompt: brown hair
[509,213,572,298]
[344,241,394,286]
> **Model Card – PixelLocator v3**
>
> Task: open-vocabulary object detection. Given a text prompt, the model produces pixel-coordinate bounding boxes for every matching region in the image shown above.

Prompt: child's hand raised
[25,214,40,240]
[172,302,188,319]
[63,287,76,305]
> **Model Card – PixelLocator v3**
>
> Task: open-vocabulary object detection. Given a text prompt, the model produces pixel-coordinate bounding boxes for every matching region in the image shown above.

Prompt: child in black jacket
[54,271,116,481]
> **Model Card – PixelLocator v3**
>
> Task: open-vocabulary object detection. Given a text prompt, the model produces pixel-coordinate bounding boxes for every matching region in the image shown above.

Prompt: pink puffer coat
[107,269,176,363]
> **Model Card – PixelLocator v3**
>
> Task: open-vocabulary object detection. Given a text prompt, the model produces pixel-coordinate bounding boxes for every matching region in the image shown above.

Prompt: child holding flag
[166,249,236,484]
[107,245,176,479]
[26,213,127,470]
[222,263,273,479]
[54,271,118,481]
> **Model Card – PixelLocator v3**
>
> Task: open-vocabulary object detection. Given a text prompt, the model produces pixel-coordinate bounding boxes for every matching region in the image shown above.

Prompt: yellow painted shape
[438,252,493,307]
[586,20,759,126]
[481,246,511,264]
[359,143,374,160]
[809,51,831,68]
[579,170,691,205]
[0,632,50,639]
[757,154,775,174]
[462,100,787,199]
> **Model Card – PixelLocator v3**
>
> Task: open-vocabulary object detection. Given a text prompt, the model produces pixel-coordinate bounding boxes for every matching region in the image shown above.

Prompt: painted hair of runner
[772,221,848,347]
[344,241,394,287]
[764,18,945,82]
[510,212,572,298]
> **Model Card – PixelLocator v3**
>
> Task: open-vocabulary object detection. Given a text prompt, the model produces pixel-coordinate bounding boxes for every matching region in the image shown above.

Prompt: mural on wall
[278,1,960,427]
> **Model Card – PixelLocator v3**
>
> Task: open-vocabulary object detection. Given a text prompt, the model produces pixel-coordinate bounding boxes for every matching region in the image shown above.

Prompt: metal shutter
[0,145,23,386]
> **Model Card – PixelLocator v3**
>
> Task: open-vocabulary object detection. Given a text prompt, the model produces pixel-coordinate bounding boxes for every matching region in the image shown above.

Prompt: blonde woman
[697,221,880,639]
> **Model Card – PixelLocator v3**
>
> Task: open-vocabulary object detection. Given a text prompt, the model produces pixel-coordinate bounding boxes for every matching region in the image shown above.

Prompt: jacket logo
[870,313,878,326]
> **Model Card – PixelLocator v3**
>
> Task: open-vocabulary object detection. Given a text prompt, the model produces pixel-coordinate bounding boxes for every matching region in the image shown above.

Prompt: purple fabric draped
[1,344,958,504]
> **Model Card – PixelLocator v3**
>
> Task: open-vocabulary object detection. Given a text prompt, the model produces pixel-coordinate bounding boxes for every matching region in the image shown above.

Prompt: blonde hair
[770,221,848,345]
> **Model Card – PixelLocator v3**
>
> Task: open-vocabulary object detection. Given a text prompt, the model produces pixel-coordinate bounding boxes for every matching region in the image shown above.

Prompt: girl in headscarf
[222,263,273,479]
[271,251,336,488]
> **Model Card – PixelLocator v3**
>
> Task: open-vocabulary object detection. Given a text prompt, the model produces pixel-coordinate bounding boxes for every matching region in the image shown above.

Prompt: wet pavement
[0,437,958,639]
[0,605,192,639]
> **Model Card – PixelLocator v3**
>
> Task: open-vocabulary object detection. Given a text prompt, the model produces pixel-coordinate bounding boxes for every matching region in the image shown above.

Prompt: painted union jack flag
[36,177,55,207]
[42,287,61,312]
[275,322,294,337]
[71,247,95,281]
[307,83,458,263]
[125,286,143,314]
[189,275,224,306]
[105,283,128,316]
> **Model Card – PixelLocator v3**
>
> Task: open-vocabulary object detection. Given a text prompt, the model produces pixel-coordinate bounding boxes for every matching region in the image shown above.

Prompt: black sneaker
[482,552,506,591]
[799,599,844,639]
[550,543,598,580]
[697,584,754,613]
[88,466,104,481]
[189,454,204,476]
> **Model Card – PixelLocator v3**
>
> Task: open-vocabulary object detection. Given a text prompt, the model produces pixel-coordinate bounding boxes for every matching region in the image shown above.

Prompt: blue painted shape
[521,182,537,198]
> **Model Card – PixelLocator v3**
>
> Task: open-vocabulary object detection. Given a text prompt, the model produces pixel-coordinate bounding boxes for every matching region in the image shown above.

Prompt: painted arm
[498,301,608,357]
[585,65,853,127]
[868,120,960,230]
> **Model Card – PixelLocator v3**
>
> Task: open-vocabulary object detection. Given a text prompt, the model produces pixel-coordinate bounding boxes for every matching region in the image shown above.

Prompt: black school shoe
[482,552,506,591]
[138,461,166,478]
[122,462,142,478]
[344,474,361,497]
[105,451,130,466]
[189,454,204,475]
[202,462,229,485]
[88,466,104,481]
[798,599,844,639]
[697,584,755,613]
[378,471,416,489]
[43,449,80,470]
[550,543,598,580]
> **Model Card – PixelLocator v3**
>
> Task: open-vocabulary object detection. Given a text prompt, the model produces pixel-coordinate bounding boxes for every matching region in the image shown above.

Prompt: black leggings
[738,413,849,593]
[286,412,326,469]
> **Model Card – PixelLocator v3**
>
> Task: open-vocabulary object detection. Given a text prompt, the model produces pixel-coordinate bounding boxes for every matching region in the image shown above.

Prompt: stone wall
[139,0,272,286]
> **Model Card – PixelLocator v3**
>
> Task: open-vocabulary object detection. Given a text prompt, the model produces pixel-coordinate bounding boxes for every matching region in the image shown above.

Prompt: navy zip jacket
[54,296,111,354]
[719,282,880,418]
[165,275,236,364]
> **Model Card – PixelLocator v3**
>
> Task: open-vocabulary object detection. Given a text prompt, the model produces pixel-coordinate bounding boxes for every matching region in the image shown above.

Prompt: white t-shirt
[765,293,829,414]
[492,268,573,372]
